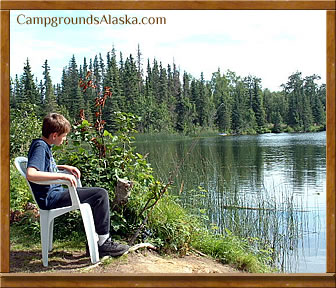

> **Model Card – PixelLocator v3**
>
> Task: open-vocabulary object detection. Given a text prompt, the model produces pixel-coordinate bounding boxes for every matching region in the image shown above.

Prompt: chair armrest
[30,178,81,207]
[31,179,71,186]
[58,169,82,187]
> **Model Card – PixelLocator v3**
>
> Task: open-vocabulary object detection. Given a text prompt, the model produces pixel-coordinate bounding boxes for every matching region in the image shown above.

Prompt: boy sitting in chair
[26,112,129,257]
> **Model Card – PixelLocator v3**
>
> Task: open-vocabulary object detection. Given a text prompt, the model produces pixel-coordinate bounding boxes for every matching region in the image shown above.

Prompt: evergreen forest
[10,46,326,135]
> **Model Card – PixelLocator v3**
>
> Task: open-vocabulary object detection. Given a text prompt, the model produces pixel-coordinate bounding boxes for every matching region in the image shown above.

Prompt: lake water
[134,131,326,273]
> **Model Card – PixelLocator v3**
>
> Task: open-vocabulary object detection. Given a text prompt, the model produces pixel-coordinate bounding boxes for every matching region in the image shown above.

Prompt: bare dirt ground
[90,249,242,274]
[10,247,242,274]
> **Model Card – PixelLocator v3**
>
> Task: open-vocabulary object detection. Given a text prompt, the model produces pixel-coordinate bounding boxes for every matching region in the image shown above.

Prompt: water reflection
[134,131,326,272]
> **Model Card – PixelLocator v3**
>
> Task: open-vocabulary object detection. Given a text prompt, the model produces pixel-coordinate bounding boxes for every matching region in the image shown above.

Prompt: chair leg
[80,204,99,264]
[40,213,50,267]
[49,219,54,252]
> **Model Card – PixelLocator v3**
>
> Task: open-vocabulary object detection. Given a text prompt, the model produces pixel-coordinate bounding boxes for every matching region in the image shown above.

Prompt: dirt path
[86,250,242,273]
[10,248,242,274]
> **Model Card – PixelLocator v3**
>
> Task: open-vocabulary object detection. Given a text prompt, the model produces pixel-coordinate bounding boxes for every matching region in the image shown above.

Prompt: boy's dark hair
[42,113,71,138]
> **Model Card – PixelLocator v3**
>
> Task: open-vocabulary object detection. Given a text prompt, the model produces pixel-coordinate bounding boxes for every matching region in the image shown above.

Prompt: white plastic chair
[14,156,99,267]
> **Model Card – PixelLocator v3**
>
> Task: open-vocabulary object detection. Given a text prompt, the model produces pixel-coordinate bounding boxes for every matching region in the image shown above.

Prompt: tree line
[10,46,326,135]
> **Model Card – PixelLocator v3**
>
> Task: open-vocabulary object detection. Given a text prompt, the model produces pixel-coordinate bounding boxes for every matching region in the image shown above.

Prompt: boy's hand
[64,174,78,187]
[58,165,81,179]
[68,166,81,179]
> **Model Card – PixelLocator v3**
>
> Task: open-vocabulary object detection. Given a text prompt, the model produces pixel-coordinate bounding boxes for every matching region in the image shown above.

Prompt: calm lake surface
[134,131,326,273]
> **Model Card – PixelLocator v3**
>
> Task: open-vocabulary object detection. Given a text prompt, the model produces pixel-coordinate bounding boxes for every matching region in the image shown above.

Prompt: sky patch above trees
[10,10,325,92]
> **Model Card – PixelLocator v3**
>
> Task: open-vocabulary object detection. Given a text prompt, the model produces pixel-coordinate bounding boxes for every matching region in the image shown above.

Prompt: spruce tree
[304,74,325,126]
[42,59,59,113]
[158,62,168,104]
[170,64,180,129]
[21,58,39,111]
[122,54,140,114]
[103,48,123,130]
[251,77,265,131]
[175,85,186,132]
[183,72,196,133]
[262,88,272,124]
[283,71,315,131]
[315,84,326,126]
[11,75,23,108]
[136,44,144,94]
[93,55,102,96]
[174,67,186,132]
[190,78,200,127]
[58,69,69,107]
[195,72,213,128]
[231,77,246,134]
[143,65,154,132]
[99,53,105,81]
[142,59,156,132]
[211,69,232,132]
[67,55,85,119]
[283,72,303,129]
[150,59,160,101]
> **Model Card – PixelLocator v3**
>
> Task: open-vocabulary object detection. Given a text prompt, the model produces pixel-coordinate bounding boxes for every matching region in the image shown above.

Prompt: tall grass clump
[191,228,275,273]
[147,195,196,253]
[213,184,313,272]
[147,195,274,272]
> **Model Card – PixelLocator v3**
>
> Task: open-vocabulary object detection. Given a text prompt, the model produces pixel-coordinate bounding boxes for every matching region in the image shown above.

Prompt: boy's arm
[57,165,81,179]
[26,167,78,187]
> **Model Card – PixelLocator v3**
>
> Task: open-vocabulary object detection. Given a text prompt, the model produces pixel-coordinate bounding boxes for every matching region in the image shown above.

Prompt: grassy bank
[148,195,276,273]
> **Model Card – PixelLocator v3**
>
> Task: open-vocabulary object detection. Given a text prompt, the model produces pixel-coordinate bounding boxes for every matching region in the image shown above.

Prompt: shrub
[10,162,33,212]
[53,111,166,238]
[52,77,167,242]
[10,103,41,158]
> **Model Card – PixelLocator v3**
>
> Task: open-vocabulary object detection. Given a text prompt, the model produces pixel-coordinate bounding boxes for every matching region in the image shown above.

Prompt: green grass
[100,253,129,267]
[191,228,277,273]
[148,195,276,273]
[10,224,89,273]
[10,223,86,252]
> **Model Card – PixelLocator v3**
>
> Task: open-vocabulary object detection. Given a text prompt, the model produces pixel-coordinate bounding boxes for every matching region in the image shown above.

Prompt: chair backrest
[14,156,38,205]
[14,156,28,178]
